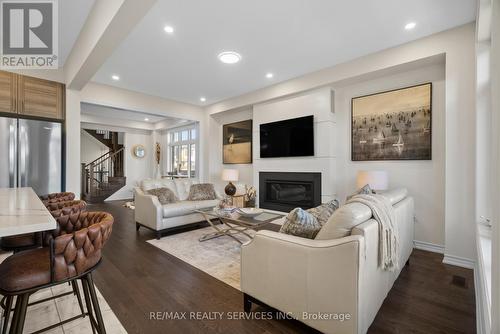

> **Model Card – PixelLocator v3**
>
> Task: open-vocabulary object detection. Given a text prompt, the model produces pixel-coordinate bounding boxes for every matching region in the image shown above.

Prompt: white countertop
[0,187,56,237]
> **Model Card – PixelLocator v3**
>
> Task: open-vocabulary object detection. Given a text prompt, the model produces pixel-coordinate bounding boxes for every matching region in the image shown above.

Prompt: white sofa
[241,188,414,334]
[134,178,220,239]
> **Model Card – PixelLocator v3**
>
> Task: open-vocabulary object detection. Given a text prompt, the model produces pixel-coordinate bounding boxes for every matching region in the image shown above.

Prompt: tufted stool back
[41,192,76,206]
[51,211,113,282]
[47,200,87,215]
[42,200,88,246]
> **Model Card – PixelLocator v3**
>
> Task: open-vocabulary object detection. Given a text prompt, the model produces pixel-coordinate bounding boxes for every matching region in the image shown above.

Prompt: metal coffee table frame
[195,209,283,244]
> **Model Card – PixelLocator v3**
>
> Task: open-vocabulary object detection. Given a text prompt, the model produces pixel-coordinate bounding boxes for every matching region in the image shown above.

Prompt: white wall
[252,88,335,204]
[205,24,477,264]
[209,108,254,191]
[80,129,109,164]
[80,83,208,181]
[106,130,154,201]
[65,89,82,198]
[490,0,500,331]
[334,64,446,247]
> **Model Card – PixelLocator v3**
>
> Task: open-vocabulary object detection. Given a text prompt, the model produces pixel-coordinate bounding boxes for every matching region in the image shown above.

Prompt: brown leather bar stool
[0,200,88,327]
[0,211,113,334]
[0,199,86,253]
[40,192,76,206]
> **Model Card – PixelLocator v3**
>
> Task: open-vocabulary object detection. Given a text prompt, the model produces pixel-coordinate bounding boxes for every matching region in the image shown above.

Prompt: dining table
[0,187,56,238]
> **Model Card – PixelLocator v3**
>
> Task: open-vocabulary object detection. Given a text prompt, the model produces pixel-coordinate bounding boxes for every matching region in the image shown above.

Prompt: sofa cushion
[315,202,372,240]
[279,208,322,239]
[141,179,178,196]
[162,201,198,218]
[379,188,408,205]
[175,179,198,200]
[192,199,220,210]
[307,199,339,226]
[147,187,178,205]
[187,184,217,201]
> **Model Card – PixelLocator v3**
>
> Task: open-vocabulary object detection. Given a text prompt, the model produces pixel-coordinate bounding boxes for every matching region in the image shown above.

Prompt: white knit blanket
[347,194,399,271]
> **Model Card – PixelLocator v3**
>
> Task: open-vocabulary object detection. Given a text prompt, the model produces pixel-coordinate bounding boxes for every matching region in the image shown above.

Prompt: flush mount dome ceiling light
[111,74,120,81]
[404,22,416,30]
[218,51,241,64]
[164,25,174,34]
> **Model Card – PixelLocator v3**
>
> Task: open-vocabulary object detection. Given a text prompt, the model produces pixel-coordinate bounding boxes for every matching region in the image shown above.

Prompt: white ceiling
[92,0,476,106]
[81,103,177,123]
[59,0,96,65]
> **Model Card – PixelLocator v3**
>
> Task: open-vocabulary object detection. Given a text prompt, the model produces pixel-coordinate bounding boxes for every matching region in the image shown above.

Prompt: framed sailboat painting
[351,83,432,161]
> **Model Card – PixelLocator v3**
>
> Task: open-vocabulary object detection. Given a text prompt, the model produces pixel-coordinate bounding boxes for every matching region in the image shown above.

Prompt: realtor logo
[1,0,58,69]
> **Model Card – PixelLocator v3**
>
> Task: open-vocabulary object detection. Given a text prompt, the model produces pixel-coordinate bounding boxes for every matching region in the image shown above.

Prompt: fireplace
[259,172,322,212]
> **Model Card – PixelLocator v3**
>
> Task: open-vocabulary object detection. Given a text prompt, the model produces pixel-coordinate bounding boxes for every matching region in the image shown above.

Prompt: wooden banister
[81,148,125,200]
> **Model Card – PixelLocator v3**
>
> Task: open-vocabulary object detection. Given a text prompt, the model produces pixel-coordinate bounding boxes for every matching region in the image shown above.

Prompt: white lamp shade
[221,169,239,182]
[356,171,388,190]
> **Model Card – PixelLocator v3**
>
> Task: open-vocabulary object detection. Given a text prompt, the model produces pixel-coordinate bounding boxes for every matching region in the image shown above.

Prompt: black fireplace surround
[259,172,322,212]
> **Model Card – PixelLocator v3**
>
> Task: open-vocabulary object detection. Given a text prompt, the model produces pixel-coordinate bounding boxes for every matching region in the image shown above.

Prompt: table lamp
[356,171,388,191]
[222,169,239,196]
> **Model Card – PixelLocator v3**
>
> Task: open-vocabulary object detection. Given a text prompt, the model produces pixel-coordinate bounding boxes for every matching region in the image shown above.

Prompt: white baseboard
[442,254,475,269]
[413,240,444,254]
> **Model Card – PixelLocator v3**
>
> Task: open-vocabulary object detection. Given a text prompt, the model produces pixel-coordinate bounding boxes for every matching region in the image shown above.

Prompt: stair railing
[81,148,124,199]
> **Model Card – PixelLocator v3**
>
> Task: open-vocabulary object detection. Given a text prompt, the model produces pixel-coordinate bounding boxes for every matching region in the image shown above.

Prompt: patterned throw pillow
[187,183,217,201]
[279,208,322,239]
[147,187,178,205]
[346,184,374,201]
[307,199,339,226]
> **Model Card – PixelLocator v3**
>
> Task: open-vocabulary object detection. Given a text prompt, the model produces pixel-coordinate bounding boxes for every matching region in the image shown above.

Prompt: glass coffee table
[194,208,284,244]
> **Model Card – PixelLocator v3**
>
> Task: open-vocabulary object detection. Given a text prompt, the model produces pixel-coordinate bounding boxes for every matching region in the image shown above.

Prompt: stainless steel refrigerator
[0,116,62,195]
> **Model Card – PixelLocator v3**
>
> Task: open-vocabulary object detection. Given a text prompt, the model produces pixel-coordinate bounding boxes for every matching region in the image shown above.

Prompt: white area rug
[0,251,127,334]
[147,226,259,290]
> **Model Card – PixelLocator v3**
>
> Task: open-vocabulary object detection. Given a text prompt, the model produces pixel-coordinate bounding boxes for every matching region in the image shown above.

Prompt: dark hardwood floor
[88,200,476,334]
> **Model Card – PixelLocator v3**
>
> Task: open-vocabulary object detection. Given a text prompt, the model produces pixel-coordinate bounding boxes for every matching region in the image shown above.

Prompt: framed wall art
[351,83,432,161]
[223,119,253,164]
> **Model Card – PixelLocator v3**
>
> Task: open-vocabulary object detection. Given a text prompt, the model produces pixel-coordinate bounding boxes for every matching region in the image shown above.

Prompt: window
[165,124,198,178]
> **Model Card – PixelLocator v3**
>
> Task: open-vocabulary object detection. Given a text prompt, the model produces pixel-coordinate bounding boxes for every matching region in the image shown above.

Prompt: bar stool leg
[9,294,28,334]
[81,278,96,334]
[71,281,85,316]
[8,296,21,334]
[85,274,106,334]
[13,294,28,334]
[1,296,13,334]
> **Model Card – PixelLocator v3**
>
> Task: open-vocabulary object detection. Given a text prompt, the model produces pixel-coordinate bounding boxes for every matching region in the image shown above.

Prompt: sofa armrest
[241,230,363,334]
[134,188,162,231]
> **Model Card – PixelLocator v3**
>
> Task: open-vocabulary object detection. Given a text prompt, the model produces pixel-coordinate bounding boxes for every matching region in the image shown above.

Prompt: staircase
[81,129,126,203]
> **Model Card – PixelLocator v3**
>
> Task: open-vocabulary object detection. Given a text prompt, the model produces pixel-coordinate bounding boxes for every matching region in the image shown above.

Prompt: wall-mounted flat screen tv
[260,115,314,158]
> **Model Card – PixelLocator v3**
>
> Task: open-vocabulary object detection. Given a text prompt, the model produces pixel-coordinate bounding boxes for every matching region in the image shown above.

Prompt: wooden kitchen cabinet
[17,75,65,120]
[0,70,65,120]
[0,71,17,114]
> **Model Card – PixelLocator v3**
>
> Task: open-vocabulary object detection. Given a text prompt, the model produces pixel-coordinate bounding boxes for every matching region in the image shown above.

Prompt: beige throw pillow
[187,183,217,201]
[279,208,322,239]
[147,187,178,205]
[307,199,339,226]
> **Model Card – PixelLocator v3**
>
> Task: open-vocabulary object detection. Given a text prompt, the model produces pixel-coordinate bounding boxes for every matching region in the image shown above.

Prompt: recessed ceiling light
[200,97,206,102]
[111,74,120,81]
[265,73,274,79]
[404,22,416,30]
[164,25,174,34]
[144,118,149,121]
[218,51,241,64]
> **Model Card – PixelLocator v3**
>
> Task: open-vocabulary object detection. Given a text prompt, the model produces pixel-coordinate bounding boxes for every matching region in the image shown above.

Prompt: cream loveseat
[134,178,220,239]
[241,188,414,334]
